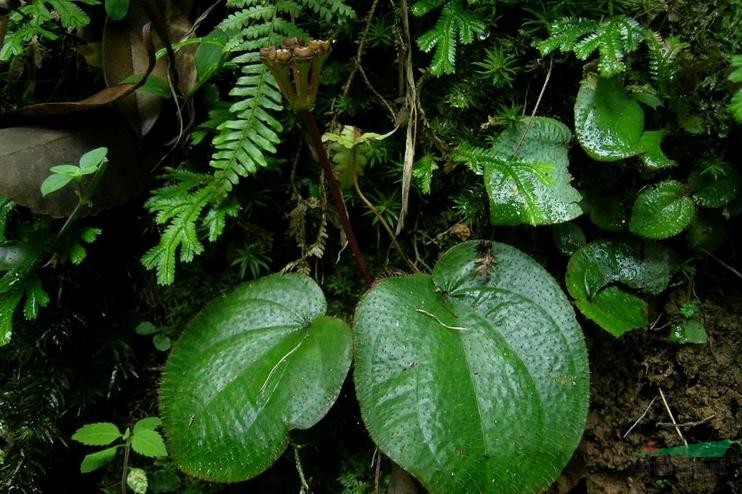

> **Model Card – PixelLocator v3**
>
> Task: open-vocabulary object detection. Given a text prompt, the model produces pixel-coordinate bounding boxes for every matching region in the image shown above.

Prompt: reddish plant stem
[299,110,374,288]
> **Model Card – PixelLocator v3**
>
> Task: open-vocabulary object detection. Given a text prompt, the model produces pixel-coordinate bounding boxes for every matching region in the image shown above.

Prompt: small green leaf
[630,180,695,239]
[40,174,75,197]
[133,417,162,435]
[80,446,119,473]
[160,274,352,482]
[131,429,168,458]
[135,321,159,335]
[669,319,707,344]
[354,241,589,494]
[583,196,627,232]
[574,286,648,337]
[553,222,586,255]
[574,76,644,161]
[105,0,130,21]
[153,333,171,352]
[80,227,102,244]
[79,147,108,171]
[136,76,172,98]
[127,467,148,494]
[688,214,725,251]
[195,30,229,85]
[566,240,675,336]
[689,162,741,209]
[638,130,675,170]
[72,422,123,446]
[49,164,82,176]
[23,278,49,320]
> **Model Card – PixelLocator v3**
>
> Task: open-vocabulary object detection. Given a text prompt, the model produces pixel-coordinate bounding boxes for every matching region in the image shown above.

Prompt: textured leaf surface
[566,240,674,336]
[354,241,589,494]
[456,117,582,225]
[630,180,695,239]
[160,274,352,482]
[574,77,644,161]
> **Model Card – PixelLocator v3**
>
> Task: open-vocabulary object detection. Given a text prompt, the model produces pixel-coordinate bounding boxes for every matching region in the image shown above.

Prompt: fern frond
[0,0,96,61]
[537,15,660,78]
[414,0,487,75]
[646,34,686,91]
[144,0,355,284]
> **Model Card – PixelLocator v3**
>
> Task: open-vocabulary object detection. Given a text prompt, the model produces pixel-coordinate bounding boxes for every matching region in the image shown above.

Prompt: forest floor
[551,288,742,493]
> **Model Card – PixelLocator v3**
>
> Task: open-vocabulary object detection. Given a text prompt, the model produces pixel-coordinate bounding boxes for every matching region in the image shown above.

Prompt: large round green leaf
[354,241,589,494]
[160,274,352,482]
[574,76,644,161]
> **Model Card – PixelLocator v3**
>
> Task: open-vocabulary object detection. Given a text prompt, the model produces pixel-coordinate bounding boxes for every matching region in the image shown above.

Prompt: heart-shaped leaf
[629,180,695,239]
[456,117,582,225]
[160,274,352,482]
[354,241,589,494]
[566,240,674,336]
[574,76,644,161]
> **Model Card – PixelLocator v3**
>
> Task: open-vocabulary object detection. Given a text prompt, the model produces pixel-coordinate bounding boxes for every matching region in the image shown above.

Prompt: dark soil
[552,289,742,494]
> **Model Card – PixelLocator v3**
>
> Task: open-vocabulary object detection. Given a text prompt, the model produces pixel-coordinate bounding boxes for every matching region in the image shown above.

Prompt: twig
[357,63,397,124]
[657,415,715,428]
[658,386,688,446]
[293,445,310,493]
[511,57,553,160]
[353,174,418,272]
[300,111,374,288]
[373,448,382,494]
[701,248,742,281]
[121,442,131,494]
[330,0,381,128]
[623,395,658,438]
[394,0,418,236]
[416,308,468,331]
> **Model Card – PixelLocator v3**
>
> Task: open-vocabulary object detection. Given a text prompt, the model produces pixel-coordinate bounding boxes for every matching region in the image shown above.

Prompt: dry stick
[658,415,716,428]
[512,57,553,160]
[658,386,688,446]
[330,0,381,129]
[300,111,374,288]
[357,63,397,123]
[623,395,658,438]
[395,0,418,236]
[701,248,742,281]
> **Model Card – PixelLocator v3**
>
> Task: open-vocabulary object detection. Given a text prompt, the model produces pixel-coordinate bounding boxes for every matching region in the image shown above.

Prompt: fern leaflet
[414,0,487,75]
[536,15,677,79]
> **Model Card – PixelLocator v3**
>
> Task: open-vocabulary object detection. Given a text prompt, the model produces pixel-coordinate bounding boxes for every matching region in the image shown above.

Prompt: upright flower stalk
[261,38,374,288]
